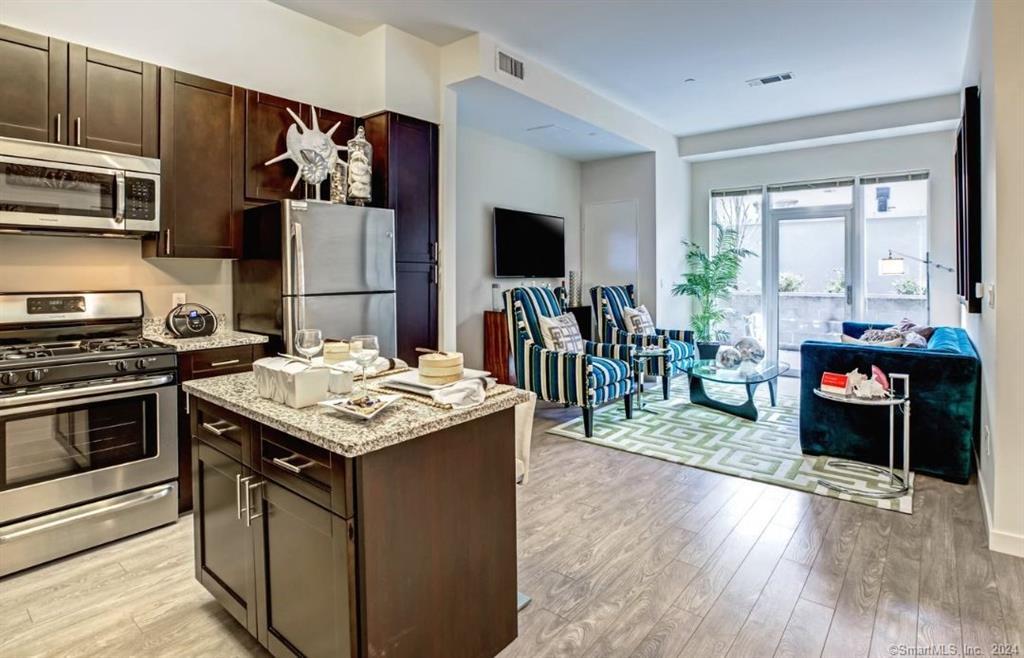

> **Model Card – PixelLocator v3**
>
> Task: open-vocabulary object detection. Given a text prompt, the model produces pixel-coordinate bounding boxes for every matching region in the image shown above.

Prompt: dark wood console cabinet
[190,399,517,657]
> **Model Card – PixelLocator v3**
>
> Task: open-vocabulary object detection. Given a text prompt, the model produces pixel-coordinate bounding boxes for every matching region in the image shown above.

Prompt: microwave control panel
[125,177,156,221]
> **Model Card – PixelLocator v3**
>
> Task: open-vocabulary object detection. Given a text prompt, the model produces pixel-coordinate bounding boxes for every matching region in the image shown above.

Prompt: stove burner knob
[0,371,18,386]
[115,360,129,373]
[26,369,42,383]
[135,358,148,370]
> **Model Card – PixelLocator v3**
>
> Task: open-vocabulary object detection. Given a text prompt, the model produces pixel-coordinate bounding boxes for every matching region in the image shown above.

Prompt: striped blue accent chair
[590,284,694,400]
[503,287,635,438]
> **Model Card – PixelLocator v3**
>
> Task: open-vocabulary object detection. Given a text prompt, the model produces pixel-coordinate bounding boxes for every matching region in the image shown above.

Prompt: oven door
[0,375,177,525]
[0,155,127,233]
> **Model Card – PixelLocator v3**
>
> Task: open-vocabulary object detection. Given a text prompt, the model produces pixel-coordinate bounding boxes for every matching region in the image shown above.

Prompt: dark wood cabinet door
[395,261,438,363]
[192,440,258,633]
[244,91,304,202]
[253,480,355,658]
[67,44,157,156]
[0,25,67,144]
[364,112,438,263]
[157,69,244,258]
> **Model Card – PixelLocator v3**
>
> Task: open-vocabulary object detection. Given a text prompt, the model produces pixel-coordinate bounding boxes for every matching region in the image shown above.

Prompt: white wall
[580,153,656,307]
[689,131,960,327]
[455,126,581,369]
[961,0,1024,557]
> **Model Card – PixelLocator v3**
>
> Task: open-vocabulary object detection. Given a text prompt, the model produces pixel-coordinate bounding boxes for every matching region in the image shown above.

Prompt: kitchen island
[182,372,531,658]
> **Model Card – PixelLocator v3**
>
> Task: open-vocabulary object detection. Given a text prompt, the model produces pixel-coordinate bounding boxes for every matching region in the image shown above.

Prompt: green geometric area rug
[547,382,914,514]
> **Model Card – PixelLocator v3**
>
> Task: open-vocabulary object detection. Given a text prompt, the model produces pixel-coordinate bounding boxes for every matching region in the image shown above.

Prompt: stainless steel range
[0,291,178,577]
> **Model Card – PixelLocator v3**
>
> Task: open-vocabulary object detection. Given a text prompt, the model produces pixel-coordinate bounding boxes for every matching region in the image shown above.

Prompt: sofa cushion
[927,327,974,355]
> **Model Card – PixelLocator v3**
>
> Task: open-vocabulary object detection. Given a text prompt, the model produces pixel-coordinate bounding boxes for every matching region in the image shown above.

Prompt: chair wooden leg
[582,407,594,437]
[624,394,633,420]
[662,374,671,400]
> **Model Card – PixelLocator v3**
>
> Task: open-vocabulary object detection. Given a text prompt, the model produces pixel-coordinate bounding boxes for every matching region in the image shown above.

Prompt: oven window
[1,394,157,491]
[0,162,115,218]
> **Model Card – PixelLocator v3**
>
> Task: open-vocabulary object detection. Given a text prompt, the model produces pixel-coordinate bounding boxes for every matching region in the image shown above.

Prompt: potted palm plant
[672,223,754,359]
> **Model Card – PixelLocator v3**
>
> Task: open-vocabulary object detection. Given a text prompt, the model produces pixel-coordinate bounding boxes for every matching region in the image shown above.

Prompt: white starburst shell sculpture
[264,107,347,191]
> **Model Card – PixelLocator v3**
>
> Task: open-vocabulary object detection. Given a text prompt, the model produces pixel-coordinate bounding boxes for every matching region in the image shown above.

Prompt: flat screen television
[493,207,565,278]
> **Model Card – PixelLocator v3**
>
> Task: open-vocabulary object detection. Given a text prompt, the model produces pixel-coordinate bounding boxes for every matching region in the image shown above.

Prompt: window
[710,187,763,343]
[862,173,930,325]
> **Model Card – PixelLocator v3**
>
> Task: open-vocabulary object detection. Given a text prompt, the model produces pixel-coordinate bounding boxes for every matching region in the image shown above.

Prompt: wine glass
[350,335,379,396]
[294,329,324,361]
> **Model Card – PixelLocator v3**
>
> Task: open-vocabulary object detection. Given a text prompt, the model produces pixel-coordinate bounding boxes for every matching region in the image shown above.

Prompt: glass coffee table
[685,359,790,421]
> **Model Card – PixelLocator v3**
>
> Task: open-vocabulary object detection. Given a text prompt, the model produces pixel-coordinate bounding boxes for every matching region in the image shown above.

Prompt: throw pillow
[902,331,928,348]
[840,334,903,348]
[622,305,656,335]
[891,318,936,340]
[538,313,585,352]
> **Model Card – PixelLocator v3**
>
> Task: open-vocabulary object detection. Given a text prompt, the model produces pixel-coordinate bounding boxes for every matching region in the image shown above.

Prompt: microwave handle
[115,171,126,223]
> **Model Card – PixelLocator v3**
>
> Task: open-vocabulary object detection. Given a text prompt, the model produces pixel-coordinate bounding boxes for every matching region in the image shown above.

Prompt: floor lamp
[878,250,955,324]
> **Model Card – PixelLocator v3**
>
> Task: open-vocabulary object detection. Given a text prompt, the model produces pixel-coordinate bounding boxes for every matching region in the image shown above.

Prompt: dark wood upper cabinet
[67,44,158,157]
[0,25,68,144]
[245,92,357,204]
[396,261,439,362]
[148,69,244,259]
[363,112,439,264]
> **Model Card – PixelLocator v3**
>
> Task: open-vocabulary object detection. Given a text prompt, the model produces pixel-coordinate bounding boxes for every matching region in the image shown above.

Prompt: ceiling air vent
[746,72,793,87]
[496,50,525,80]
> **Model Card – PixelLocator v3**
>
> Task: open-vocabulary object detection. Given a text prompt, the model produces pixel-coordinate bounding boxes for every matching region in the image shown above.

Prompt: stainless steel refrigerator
[233,200,397,355]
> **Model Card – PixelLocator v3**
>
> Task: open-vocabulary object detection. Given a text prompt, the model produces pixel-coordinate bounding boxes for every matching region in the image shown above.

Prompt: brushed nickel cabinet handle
[210,359,240,367]
[75,116,82,146]
[201,420,237,436]
[245,480,264,527]
[164,229,171,255]
[55,113,62,143]
[272,454,315,474]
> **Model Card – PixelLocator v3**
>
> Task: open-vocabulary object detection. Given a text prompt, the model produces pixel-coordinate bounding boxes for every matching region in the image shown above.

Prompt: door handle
[75,116,82,146]
[431,241,439,261]
[245,480,264,527]
[846,284,853,306]
[236,474,253,520]
[55,113,62,143]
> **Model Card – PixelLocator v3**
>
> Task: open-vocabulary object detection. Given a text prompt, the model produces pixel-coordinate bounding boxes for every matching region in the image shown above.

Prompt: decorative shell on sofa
[264,107,347,191]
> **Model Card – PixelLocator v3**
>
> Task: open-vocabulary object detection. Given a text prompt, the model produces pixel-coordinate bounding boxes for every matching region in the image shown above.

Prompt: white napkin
[430,376,496,409]
[312,356,407,376]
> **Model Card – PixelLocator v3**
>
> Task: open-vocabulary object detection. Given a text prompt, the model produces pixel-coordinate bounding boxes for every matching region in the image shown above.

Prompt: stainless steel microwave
[0,136,159,237]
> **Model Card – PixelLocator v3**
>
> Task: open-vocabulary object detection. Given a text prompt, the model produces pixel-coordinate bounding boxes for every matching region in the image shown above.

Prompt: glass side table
[631,347,669,414]
[812,373,911,499]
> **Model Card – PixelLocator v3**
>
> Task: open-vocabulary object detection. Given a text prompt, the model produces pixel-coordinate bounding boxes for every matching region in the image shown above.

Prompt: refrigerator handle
[293,222,306,298]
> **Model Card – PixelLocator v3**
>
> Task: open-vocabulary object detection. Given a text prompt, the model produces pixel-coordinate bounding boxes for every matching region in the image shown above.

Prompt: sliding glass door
[766,180,855,377]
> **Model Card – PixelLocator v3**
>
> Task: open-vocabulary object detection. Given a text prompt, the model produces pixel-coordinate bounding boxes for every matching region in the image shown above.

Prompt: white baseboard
[976,462,1024,558]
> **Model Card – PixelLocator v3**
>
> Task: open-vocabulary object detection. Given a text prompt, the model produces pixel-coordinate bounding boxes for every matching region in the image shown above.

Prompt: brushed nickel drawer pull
[201,420,237,436]
[272,454,316,474]
[210,359,241,367]
[236,474,253,520]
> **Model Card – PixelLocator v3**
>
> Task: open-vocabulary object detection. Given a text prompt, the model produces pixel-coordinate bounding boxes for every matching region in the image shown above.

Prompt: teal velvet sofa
[799,322,981,483]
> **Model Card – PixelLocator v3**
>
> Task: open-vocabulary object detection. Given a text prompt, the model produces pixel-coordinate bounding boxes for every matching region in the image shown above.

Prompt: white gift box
[253,357,329,408]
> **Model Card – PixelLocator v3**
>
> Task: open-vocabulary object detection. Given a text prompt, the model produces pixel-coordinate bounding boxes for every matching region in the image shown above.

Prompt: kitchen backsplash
[0,234,232,322]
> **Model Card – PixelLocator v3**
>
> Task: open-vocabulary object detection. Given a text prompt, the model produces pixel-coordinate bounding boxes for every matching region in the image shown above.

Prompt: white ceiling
[273,0,974,137]
[455,78,646,161]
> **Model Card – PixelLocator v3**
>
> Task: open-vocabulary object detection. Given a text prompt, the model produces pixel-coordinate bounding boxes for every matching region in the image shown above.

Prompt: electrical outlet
[172,292,187,306]
[983,424,992,457]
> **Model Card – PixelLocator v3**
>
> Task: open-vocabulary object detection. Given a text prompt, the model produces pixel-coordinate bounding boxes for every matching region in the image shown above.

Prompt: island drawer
[257,426,354,518]
[192,399,252,464]
[186,345,257,378]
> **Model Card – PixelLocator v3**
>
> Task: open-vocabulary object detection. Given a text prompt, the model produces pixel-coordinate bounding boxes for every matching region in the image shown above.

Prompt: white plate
[318,394,400,421]
[381,368,491,392]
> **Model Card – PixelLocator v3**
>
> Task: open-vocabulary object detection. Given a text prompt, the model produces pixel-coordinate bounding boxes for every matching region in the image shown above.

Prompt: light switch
[987,283,995,309]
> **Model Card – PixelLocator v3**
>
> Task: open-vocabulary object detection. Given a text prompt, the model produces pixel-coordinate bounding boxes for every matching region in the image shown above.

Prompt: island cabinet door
[192,440,258,634]
[253,479,356,658]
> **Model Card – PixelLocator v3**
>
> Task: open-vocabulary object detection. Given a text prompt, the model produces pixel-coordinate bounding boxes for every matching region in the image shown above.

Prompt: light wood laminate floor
[1,402,1021,658]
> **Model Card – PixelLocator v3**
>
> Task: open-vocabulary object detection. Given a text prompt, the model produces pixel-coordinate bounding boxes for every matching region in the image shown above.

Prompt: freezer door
[284,293,397,357]
[283,201,396,296]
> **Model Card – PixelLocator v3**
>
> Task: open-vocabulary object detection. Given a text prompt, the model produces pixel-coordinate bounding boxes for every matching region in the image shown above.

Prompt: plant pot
[696,341,722,360]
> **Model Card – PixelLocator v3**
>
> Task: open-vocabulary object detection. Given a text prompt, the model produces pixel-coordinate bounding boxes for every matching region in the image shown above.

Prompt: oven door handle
[0,374,175,409]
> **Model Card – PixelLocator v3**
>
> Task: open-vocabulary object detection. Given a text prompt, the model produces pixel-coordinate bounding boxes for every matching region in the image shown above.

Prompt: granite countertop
[143,316,268,353]
[182,371,532,458]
